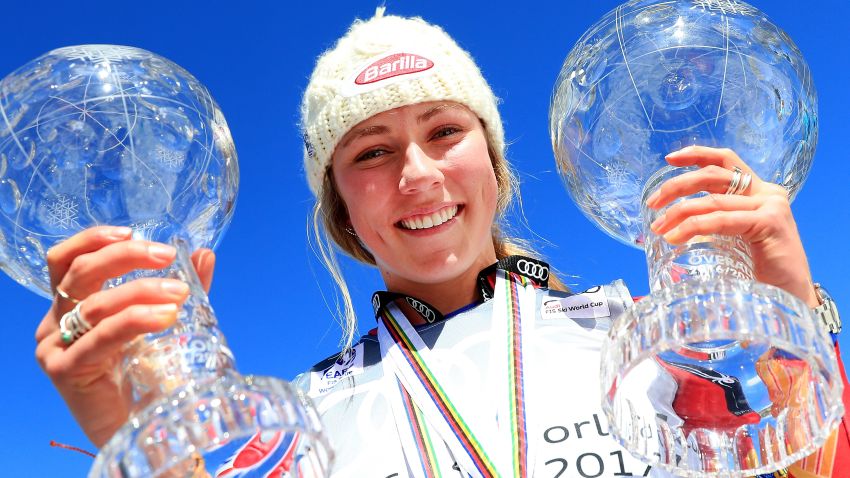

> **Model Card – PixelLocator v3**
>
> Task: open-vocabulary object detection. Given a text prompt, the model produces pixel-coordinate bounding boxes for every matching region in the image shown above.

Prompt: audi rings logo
[517,259,549,281]
[405,297,437,323]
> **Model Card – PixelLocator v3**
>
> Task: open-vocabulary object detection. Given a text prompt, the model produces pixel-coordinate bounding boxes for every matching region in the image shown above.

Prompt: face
[331,101,498,289]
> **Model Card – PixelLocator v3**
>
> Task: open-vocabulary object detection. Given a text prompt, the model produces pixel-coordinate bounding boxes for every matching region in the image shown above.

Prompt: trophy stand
[91,239,332,477]
[599,167,843,476]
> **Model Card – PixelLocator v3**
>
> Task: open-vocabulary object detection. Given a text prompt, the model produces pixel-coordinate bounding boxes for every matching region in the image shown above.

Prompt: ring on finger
[725,167,743,195]
[735,172,753,195]
[55,285,82,305]
[59,302,93,345]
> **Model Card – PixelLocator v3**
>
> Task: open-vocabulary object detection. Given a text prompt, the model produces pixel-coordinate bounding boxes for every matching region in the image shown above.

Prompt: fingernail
[651,215,666,232]
[663,230,682,245]
[151,304,179,324]
[149,244,176,261]
[161,280,189,296]
[107,226,133,239]
[646,190,660,207]
[199,251,212,270]
[667,145,693,157]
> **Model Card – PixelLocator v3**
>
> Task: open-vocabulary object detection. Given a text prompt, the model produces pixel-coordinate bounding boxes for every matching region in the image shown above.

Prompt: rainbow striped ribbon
[490,271,537,477]
[387,378,445,478]
[378,269,537,477]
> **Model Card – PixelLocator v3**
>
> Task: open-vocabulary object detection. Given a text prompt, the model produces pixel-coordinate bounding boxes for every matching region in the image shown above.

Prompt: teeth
[400,205,458,230]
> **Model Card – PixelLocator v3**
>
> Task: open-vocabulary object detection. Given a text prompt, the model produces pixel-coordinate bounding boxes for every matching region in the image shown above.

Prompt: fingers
[37,277,190,378]
[646,165,747,209]
[35,277,189,345]
[63,303,180,368]
[35,227,205,448]
[656,194,794,244]
[37,302,181,382]
[650,194,762,236]
[191,249,216,293]
[658,209,759,245]
[81,279,190,331]
[46,226,133,290]
[643,146,795,245]
[55,240,178,312]
[663,145,753,173]
[644,146,816,308]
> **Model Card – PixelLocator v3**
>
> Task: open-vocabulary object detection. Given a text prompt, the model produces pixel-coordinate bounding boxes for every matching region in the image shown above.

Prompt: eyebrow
[340,125,390,148]
[417,103,463,124]
[339,103,464,148]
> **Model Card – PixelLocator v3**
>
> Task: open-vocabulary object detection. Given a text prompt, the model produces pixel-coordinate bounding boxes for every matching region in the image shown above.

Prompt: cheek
[333,172,389,242]
[453,141,499,209]
[480,170,500,223]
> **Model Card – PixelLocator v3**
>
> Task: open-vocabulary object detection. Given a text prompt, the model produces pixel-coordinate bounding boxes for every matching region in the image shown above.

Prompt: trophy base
[601,277,844,477]
[89,371,332,478]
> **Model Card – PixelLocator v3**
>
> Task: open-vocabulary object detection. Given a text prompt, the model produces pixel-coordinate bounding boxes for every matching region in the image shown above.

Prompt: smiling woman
[307,30,571,343]
[30,5,848,478]
[330,102,500,317]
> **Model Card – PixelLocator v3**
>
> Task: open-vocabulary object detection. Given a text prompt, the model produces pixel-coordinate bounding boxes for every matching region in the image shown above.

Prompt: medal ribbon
[378,263,541,477]
[384,377,445,478]
[490,271,537,477]
[379,302,498,477]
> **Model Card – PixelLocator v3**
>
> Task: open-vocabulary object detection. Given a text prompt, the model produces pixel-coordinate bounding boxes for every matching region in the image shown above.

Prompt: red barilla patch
[355,53,434,85]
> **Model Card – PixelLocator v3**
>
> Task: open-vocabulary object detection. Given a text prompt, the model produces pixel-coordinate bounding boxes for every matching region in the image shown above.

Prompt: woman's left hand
[645,145,819,307]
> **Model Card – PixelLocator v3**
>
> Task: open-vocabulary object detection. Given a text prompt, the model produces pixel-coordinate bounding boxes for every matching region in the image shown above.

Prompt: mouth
[397,204,461,230]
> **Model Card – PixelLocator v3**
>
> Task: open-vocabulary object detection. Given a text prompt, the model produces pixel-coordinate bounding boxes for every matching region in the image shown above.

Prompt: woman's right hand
[34,226,216,447]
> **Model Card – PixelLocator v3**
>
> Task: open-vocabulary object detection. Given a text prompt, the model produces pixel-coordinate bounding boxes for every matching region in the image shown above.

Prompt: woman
[35,9,844,478]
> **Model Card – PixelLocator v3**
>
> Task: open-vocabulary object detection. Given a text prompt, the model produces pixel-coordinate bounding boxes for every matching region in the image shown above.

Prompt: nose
[399,143,443,194]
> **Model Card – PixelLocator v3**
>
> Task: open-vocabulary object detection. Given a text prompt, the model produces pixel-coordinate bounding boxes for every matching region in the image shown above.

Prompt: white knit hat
[301,8,505,196]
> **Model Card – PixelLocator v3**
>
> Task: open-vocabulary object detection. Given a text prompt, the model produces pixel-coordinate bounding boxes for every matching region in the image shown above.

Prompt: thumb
[191,249,216,293]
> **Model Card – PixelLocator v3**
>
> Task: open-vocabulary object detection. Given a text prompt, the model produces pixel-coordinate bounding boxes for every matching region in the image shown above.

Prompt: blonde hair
[310,124,567,349]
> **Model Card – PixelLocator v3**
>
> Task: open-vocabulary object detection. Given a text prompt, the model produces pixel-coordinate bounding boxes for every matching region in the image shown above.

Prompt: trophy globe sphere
[0,45,239,298]
[550,0,817,247]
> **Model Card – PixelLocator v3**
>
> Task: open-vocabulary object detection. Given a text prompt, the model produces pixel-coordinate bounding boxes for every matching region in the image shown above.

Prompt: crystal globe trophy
[550,1,843,476]
[0,45,332,477]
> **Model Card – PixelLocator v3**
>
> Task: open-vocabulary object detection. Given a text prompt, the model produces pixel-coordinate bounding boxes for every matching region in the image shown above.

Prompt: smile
[398,205,459,230]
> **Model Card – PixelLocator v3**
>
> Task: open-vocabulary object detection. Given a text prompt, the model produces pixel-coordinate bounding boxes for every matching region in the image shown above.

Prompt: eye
[432,126,462,139]
[355,148,389,162]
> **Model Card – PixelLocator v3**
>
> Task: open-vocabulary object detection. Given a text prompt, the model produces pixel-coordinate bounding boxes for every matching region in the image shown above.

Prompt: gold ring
[55,285,82,305]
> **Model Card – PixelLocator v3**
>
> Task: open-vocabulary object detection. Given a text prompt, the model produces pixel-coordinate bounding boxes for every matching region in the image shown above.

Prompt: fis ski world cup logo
[310,343,365,395]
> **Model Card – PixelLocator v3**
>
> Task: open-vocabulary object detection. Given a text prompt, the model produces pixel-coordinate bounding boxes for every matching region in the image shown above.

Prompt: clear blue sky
[1,1,847,475]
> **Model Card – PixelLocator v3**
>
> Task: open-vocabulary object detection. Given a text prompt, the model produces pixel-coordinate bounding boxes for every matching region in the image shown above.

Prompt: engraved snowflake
[156,144,186,169]
[45,194,80,230]
[692,0,758,16]
[604,162,631,189]
[52,45,146,63]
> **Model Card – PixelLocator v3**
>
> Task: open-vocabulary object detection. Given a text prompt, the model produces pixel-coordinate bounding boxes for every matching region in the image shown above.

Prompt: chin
[418,253,467,281]
[386,248,488,287]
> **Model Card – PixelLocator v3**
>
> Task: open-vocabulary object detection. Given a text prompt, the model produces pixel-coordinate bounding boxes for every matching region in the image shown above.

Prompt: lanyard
[375,258,547,477]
